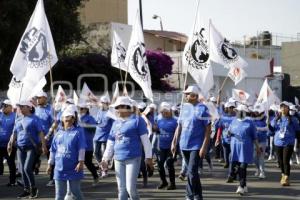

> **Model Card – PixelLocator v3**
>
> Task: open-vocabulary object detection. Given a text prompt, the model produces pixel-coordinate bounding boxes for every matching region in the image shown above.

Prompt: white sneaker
[259,172,266,179]
[254,170,260,177]
[267,155,272,161]
[296,156,300,165]
[236,186,244,195]
[101,171,108,178]
[244,186,248,193]
[290,159,293,166]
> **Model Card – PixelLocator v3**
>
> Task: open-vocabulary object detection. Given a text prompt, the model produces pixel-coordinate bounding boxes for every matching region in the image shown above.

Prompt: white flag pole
[48,51,56,118]
[112,36,125,90]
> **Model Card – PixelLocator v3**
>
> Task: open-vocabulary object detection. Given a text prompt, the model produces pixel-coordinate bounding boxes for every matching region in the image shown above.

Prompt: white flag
[182,11,213,96]
[73,91,79,106]
[10,0,57,82]
[124,11,153,102]
[210,20,247,69]
[232,89,250,103]
[111,31,127,71]
[7,76,46,106]
[256,79,280,109]
[228,66,247,85]
[79,83,99,106]
[53,85,67,110]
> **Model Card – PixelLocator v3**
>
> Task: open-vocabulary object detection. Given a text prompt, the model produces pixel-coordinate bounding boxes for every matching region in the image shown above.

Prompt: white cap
[77,102,88,108]
[100,96,110,103]
[62,107,76,118]
[112,96,132,108]
[149,103,157,110]
[254,104,265,113]
[2,99,12,106]
[35,91,47,98]
[138,102,147,110]
[280,101,290,107]
[225,102,235,108]
[183,85,200,94]
[290,104,297,111]
[130,99,138,108]
[66,98,74,104]
[160,102,171,111]
[228,97,237,103]
[235,104,249,112]
[171,105,177,111]
[209,97,217,102]
[17,100,33,107]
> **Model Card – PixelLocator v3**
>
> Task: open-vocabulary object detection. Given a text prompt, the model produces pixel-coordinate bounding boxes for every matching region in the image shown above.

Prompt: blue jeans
[115,157,141,200]
[93,141,106,163]
[182,150,202,200]
[17,148,36,189]
[222,142,231,164]
[55,180,83,200]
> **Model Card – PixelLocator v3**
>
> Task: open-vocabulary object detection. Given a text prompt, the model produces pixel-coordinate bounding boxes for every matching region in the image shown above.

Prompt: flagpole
[48,51,56,118]
[218,75,229,93]
[112,33,125,90]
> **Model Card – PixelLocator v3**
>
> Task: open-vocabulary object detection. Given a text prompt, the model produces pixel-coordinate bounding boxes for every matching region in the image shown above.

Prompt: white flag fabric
[111,31,127,71]
[79,83,99,106]
[10,0,57,82]
[124,11,153,102]
[73,91,79,106]
[53,85,67,110]
[228,66,247,85]
[256,79,280,109]
[210,20,247,69]
[232,89,250,103]
[182,13,213,96]
[7,76,46,106]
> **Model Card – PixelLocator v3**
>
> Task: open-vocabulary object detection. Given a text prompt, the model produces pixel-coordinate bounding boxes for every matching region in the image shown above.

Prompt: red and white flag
[232,89,250,103]
[256,79,280,109]
[228,66,247,85]
[53,85,67,110]
[79,83,99,106]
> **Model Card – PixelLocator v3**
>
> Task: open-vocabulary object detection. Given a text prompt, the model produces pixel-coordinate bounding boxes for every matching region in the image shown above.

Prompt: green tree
[0,0,85,89]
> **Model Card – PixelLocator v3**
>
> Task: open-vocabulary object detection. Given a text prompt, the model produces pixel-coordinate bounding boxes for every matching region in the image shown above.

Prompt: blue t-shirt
[80,114,96,151]
[51,126,86,180]
[93,110,114,142]
[253,117,268,143]
[157,117,177,149]
[271,116,300,147]
[14,114,43,148]
[35,105,54,145]
[229,118,257,164]
[217,114,235,144]
[179,103,210,151]
[108,114,148,161]
[0,112,16,147]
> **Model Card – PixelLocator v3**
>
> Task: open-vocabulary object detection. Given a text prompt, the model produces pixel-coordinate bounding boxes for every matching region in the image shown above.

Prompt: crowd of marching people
[0,85,300,200]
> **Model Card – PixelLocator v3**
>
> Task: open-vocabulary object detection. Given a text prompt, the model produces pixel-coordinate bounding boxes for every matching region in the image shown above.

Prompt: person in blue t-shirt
[252,104,268,179]
[47,106,86,200]
[153,102,177,190]
[101,96,153,200]
[270,101,300,186]
[93,96,114,178]
[77,102,99,185]
[267,105,278,161]
[0,99,16,186]
[171,86,211,200]
[289,104,300,165]
[215,101,236,169]
[228,104,261,196]
[34,91,55,186]
[7,101,47,199]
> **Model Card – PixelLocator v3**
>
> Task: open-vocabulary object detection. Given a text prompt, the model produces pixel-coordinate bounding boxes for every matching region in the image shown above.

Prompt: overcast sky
[128,0,300,43]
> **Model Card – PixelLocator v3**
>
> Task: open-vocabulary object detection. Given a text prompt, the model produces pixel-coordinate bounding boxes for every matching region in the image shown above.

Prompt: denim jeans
[180,151,188,176]
[151,133,160,159]
[93,141,106,163]
[182,150,203,200]
[254,142,267,173]
[115,157,141,200]
[158,148,175,184]
[17,148,36,189]
[55,179,83,200]
[222,142,231,164]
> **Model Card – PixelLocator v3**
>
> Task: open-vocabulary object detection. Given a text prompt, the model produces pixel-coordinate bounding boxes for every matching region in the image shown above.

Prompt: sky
[128,0,300,44]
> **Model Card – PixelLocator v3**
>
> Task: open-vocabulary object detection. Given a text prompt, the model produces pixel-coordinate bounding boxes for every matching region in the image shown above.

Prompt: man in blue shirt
[171,85,211,200]
[0,99,16,186]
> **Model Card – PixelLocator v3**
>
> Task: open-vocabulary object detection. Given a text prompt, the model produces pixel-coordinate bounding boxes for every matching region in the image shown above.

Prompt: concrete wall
[281,41,300,86]
[80,0,128,25]
[144,33,185,52]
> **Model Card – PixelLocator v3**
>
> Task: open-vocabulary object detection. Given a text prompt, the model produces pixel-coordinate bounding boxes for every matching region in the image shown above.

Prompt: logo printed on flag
[130,42,149,80]
[185,28,209,70]
[217,39,238,64]
[116,43,126,63]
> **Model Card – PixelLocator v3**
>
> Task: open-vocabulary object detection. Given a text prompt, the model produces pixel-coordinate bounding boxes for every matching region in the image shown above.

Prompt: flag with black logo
[125,11,153,102]
[10,0,57,82]
[210,20,247,69]
[111,31,127,71]
[182,9,213,96]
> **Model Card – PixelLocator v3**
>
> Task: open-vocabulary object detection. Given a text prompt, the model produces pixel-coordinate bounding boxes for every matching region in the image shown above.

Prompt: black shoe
[157,182,168,189]
[223,163,229,168]
[6,182,17,187]
[226,176,234,183]
[16,172,22,178]
[167,184,176,190]
[29,187,38,199]
[17,189,30,198]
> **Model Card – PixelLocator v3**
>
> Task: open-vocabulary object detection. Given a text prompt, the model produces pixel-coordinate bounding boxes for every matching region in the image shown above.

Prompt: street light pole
[152,14,163,31]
